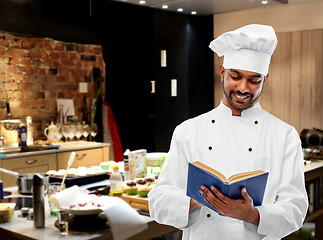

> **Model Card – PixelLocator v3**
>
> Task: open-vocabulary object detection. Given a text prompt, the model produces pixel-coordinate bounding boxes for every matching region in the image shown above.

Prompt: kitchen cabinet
[0,143,109,187]
[303,160,323,239]
[57,147,107,169]
[1,153,57,187]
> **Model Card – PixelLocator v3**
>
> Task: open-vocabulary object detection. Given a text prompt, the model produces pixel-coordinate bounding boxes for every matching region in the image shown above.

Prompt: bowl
[0,203,16,223]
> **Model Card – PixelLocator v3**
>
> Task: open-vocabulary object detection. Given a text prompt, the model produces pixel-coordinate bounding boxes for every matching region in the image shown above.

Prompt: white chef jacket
[148,101,308,240]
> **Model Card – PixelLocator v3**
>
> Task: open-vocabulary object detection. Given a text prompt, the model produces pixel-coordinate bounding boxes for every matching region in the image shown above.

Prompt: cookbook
[186,161,269,214]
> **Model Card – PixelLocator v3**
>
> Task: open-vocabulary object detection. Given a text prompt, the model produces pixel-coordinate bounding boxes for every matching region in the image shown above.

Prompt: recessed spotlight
[262,0,268,4]
[139,0,146,4]
[191,11,197,15]
[177,8,183,12]
[162,5,168,9]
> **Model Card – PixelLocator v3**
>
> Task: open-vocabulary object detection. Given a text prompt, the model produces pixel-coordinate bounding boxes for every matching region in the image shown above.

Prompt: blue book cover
[186,161,269,214]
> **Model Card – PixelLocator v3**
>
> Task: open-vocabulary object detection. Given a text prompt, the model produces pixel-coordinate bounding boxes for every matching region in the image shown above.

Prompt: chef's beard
[222,82,263,111]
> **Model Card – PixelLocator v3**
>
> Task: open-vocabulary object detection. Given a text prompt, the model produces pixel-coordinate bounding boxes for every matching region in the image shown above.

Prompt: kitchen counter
[0,142,110,160]
[0,183,178,240]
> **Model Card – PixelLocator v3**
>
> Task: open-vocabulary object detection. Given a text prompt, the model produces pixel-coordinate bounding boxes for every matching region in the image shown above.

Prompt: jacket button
[248,148,252,152]
[207,214,211,218]
[211,119,215,123]
[254,120,258,124]
[208,146,212,150]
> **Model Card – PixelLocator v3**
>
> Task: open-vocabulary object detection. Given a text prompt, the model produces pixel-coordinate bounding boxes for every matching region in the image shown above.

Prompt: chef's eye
[248,76,264,84]
[248,78,261,84]
[229,72,242,80]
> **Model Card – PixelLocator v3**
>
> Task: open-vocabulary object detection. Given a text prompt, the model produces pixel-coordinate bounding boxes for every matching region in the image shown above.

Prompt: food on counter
[55,169,67,176]
[67,168,77,175]
[69,201,103,209]
[46,170,57,175]
[135,178,147,185]
[124,181,138,195]
[46,166,108,177]
[138,185,150,197]
[144,177,155,183]
[0,203,16,223]
[100,160,116,170]
[86,168,96,175]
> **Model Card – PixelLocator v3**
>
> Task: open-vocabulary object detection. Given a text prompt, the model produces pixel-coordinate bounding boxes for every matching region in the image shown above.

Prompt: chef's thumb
[241,187,253,203]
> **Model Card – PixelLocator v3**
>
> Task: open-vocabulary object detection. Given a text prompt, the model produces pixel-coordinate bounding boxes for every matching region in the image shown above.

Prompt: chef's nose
[237,79,249,93]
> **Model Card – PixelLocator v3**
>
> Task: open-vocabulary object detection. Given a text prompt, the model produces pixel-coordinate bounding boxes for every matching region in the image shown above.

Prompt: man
[148,24,308,239]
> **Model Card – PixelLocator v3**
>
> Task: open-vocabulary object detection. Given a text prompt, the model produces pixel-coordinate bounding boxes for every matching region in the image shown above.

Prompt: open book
[186,161,269,214]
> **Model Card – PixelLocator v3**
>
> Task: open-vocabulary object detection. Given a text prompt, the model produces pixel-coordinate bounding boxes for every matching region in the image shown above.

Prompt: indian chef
[148,24,308,239]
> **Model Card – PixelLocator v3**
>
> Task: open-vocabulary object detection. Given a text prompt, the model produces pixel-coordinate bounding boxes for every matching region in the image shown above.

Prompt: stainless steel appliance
[300,128,323,160]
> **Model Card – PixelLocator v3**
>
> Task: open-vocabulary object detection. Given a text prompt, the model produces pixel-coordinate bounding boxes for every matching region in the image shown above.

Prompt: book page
[192,161,227,182]
[227,170,266,184]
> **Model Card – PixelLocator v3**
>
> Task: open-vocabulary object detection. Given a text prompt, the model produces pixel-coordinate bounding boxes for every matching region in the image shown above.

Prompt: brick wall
[0,33,105,140]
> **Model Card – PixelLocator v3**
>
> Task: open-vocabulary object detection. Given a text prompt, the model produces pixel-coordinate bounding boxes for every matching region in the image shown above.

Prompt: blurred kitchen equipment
[0,77,12,120]
[33,173,45,228]
[58,210,69,235]
[57,105,64,125]
[0,197,32,210]
[0,167,49,194]
[300,128,323,160]
[26,116,34,146]
[0,119,21,153]
[0,180,3,199]
[300,128,323,149]
[44,122,58,144]
[302,148,320,160]
[61,151,76,189]
[0,203,16,223]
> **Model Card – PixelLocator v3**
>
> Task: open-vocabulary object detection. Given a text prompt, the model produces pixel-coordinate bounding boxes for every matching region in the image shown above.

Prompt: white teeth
[234,93,248,99]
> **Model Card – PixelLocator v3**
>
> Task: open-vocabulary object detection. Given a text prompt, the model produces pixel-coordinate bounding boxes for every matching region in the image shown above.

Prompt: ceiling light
[262,0,268,4]
[139,0,145,4]
[162,5,168,9]
[191,11,197,15]
[177,8,183,12]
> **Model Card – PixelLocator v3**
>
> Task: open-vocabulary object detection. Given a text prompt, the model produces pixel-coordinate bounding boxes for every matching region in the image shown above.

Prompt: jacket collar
[217,101,263,118]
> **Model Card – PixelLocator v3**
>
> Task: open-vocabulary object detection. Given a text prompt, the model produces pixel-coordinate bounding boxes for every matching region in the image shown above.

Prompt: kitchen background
[0,0,322,155]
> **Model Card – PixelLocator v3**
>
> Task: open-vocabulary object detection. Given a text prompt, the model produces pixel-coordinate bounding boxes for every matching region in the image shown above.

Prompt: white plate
[62,207,103,216]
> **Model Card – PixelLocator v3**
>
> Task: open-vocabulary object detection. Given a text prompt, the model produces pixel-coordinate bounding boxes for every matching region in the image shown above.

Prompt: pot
[0,168,49,195]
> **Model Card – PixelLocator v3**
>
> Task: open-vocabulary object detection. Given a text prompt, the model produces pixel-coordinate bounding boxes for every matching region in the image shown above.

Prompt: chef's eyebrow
[230,69,262,78]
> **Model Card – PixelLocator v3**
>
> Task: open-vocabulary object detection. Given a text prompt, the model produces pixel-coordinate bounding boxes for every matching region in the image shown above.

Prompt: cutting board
[122,194,149,212]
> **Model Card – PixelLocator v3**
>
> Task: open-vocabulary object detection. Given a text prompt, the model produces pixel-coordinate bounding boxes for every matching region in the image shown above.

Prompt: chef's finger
[204,196,225,214]
[210,186,229,204]
[241,187,253,204]
[200,186,222,203]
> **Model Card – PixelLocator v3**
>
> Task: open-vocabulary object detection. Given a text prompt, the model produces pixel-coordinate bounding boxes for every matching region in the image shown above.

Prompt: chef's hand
[199,186,260,225]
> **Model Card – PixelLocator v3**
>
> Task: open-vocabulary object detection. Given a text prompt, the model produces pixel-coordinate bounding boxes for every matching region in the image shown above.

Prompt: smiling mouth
[233,92,250,100]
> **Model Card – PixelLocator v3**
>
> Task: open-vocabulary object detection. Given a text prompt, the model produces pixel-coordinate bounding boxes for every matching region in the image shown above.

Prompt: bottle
[123,149,130,181]
[58,105,64,125]
[33,174,45,228]
[26,116,34,146]
[18,123,27,147]
[109,165,123,197]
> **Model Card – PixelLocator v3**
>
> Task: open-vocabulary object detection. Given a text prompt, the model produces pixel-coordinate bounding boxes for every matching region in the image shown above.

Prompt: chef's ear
[220,65,225,82]
[264,73,269,83]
